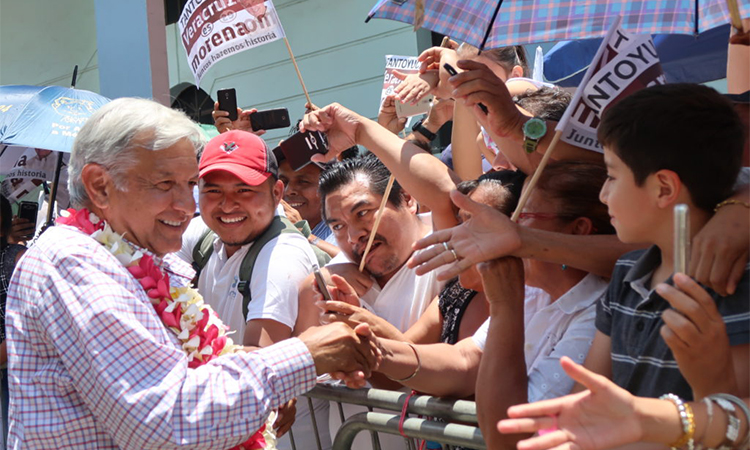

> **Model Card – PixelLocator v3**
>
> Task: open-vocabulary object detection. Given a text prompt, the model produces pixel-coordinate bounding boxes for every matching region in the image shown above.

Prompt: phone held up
[313,265,332,301]
[18,201,38,239]
[250,108,290,131]
[277,130,329,171]
[216,88,238,121]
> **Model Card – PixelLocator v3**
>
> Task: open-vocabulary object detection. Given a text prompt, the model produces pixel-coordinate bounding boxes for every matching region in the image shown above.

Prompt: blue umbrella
[544,24,730,87]
[0,85,110,153]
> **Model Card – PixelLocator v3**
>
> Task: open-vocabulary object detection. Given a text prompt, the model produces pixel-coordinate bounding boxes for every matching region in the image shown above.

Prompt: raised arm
[302,103,461,230]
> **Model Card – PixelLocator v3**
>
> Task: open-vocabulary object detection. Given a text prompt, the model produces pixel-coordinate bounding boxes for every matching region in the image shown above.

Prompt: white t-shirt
[178,216,317,334]
[472,274,607,402]
[327,214,443,332]
[177,216,329,450]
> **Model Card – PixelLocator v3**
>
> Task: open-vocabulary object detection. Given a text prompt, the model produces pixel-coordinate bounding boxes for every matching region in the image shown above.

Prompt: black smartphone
[313,266,332,300]
[443,63,488,114]
[250,108,291,131]
[279,130,329,171]
[216,88,238,121]
[18,201,38,238]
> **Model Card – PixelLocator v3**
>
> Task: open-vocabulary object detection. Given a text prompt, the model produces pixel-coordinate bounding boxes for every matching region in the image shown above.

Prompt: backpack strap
[191,227,216,286]
[239,215,302,319]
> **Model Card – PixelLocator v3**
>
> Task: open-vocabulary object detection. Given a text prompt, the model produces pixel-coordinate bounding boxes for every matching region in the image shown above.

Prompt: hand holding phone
[217,88,238,121]
[313,266,332,300]
[443,63,489,114]
[17,201,38,239]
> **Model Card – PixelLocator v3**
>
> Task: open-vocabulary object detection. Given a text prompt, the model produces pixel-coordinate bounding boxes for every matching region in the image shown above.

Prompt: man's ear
[402,192,418,214]
[271,178,284,205]
[80,163,113,210]
[653,169,682,208]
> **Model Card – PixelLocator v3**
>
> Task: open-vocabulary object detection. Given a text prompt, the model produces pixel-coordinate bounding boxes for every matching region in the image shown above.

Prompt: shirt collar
[622,245,674,303]
[554,273,608,314]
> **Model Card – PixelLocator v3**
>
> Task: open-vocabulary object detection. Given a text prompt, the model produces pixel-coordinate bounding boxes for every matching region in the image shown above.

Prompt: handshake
[298,322,382,387]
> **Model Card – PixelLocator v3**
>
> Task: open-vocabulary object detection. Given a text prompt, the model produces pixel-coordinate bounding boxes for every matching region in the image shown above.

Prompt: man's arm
[475,257,529,449]
[375,337,483,398]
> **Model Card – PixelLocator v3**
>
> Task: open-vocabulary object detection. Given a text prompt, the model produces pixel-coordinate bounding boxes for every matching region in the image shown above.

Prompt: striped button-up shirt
[7,225,316,449]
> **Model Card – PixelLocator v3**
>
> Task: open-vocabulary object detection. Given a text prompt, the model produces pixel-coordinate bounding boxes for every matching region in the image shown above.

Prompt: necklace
[57,208,275,450]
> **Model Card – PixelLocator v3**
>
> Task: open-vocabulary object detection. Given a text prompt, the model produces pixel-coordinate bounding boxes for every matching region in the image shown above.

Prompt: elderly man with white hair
[5,98,380,450]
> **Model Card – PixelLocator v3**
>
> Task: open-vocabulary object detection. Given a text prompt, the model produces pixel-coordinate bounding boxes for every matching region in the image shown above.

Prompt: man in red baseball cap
[177,130,333,449]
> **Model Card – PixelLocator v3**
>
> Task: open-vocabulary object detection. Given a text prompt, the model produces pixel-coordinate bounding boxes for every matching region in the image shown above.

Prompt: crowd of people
[0,22,748,450]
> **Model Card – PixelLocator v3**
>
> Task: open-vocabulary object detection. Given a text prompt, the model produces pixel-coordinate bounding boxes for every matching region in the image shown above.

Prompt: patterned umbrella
[367,0,749,49]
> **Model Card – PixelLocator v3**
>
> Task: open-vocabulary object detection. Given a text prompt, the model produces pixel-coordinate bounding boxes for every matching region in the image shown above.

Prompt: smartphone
[279,130,329,171]
[313,266,332,300]
[673,204,690,274]
[395,95,434,119]
[443,63,488,114]
[216,88,238,121]
[18,201,38,238]
[250,108,291,131]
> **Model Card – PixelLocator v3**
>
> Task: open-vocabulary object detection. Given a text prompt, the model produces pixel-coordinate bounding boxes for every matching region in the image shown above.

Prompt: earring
[561,264,567,271]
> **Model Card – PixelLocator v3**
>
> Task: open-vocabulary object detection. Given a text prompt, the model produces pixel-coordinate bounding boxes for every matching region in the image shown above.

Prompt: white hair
[68,97,206,208]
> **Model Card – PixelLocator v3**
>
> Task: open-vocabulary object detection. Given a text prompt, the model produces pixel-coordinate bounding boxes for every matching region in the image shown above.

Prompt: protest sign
[556,15,666,153]
[381,55,433,118]
[178,0,286,87]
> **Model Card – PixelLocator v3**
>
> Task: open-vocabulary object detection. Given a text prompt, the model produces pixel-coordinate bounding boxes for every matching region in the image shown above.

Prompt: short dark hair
[535,160,615,235]
[598,84,744,211]
[318,153,405,220]
[514,87,571,122]
[456,178,514,216]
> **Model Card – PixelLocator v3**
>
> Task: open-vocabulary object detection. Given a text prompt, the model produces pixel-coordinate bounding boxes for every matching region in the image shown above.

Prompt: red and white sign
[178,0,286,87]
[556,16,666,153]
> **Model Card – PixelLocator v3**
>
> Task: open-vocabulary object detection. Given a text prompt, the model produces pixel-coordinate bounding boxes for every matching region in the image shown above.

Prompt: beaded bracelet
[714,199,750,212]
[661,393,696,450]
[387,342,421,382]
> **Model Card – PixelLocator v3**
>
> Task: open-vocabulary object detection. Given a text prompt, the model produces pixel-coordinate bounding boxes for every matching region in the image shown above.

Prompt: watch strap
[412,119,437,141]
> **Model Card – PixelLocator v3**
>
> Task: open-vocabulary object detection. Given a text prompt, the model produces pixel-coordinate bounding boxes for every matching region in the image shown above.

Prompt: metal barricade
[287,383,485,450]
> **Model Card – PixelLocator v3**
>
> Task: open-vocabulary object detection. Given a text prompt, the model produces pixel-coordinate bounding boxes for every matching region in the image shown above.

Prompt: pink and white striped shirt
[6,225,316,449]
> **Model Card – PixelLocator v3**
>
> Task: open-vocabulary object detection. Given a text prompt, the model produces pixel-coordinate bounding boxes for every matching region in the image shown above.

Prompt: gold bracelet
[661,393,696,449]
[714,199,750,212]
[387,342,421,382]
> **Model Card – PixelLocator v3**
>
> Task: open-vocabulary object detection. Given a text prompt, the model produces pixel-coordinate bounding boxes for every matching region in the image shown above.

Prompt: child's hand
[394,71,439,104]
[656,273,737,398]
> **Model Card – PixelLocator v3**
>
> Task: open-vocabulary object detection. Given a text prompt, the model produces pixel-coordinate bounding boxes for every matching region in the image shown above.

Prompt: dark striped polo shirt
[596,246,750,401]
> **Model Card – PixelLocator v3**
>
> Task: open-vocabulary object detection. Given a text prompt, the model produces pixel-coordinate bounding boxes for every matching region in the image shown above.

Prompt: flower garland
[57,208,276,450]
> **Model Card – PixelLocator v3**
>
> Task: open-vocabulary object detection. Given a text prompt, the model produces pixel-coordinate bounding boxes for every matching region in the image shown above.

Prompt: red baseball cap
[199,130,278,186]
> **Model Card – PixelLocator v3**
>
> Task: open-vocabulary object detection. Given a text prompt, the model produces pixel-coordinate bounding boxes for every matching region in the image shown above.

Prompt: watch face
[523,118,547,140]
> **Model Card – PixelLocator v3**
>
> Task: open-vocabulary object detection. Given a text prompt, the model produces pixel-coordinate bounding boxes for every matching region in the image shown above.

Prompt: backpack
[191,215,331,318]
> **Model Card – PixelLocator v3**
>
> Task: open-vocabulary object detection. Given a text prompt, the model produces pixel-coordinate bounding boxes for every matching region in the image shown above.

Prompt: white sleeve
[526,304,597,403]
[175,216,210,264]
[245,233,317,329]
[471,318,490,351]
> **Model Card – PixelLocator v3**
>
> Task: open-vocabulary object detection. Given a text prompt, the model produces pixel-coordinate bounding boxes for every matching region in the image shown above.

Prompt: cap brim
[199,163,272,186]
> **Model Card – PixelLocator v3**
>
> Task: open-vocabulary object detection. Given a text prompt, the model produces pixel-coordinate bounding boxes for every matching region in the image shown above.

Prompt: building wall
[166,0,421,146]
[0,0,100,92]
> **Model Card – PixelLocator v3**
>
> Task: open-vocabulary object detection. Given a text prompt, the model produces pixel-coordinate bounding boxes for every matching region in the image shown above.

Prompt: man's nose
[347,223,369,246]
[174,183,196,216]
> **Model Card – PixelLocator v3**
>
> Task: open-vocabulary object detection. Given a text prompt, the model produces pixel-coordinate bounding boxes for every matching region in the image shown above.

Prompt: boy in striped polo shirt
[583,84,749,401]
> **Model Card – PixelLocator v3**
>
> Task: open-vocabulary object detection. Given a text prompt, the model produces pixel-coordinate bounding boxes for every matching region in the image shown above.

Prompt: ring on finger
[450,249,459,262]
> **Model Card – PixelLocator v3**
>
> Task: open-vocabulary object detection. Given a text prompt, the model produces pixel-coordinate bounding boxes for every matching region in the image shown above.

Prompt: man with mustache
[296,154,441,335]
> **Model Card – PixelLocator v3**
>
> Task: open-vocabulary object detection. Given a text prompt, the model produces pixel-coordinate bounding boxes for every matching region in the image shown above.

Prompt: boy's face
[599,147,656,243]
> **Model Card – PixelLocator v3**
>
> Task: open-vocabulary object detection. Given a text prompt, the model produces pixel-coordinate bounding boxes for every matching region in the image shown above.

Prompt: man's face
[105,140,198,256]
[278,160,323,227]
[600,147,654,243]
[199,171,282,255]
[324,176,418,282]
